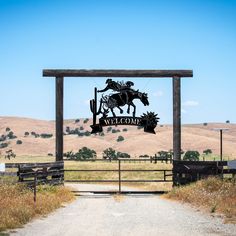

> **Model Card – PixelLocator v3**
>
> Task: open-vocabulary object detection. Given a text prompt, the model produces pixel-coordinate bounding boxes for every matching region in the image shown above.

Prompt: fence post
[118,160,121,193]
[34,171,37,203]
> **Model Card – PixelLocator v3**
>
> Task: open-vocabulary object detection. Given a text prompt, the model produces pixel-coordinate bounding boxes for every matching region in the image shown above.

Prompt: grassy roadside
[0,183,74,232]
[165,177,236,223]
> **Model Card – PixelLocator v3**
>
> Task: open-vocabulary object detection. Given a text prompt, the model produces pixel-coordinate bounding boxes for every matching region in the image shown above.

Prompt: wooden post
[220,129,223,161]
[56,77,64,161]
[93,87,97,126]
[34,171,37,203]
[118,160,121,193]
[173,77,181,160]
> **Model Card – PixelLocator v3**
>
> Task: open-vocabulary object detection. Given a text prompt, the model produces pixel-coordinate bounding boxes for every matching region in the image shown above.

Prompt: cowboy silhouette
[97,79,134,93]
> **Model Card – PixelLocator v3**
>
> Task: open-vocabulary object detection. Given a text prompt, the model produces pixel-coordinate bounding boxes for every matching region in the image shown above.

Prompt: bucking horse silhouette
[99,90,149,117]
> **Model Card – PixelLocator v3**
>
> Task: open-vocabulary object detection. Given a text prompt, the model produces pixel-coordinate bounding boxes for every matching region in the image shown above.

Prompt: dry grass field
[165,177,236,223]
[0,183,74,232]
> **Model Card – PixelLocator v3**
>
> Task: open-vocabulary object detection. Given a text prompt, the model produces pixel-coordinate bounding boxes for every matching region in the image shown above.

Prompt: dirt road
[11,184,236,236]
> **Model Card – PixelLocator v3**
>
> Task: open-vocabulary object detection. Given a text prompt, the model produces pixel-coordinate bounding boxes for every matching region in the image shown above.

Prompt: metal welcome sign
[43,69,193,161]
[90,79,159,134]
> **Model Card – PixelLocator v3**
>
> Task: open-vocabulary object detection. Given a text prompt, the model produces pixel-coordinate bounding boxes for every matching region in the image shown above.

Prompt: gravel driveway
[10,184,236,236]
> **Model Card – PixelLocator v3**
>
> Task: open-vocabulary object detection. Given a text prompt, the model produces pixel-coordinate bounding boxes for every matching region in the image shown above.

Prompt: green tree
[103,148,117,160]
[117,152,130,158]
[75,147,96,160]
[203,149,212,155]
[183,150,200,161]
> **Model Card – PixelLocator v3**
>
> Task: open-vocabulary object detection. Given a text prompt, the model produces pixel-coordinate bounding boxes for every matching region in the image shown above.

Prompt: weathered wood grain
[43,69,193,78]
[173,77,181,160]
[56,77,64,161]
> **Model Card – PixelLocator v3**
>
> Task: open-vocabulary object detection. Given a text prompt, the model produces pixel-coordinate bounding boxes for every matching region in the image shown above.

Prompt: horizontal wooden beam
[43,69,193,78]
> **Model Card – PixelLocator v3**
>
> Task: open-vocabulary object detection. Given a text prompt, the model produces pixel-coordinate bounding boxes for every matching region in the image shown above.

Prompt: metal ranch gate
[64,159,173,194]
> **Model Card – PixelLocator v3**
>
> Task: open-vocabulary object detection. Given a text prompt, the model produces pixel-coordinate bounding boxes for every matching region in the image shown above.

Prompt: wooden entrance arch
[43,69,193,162]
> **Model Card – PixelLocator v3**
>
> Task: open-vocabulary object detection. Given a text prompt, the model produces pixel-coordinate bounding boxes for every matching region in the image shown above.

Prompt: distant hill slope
[0,116,235,158]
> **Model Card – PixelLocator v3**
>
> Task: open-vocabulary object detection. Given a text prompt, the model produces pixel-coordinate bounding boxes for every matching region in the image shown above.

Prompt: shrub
[0,135,6,142]
[117,136,124,142]
[4,149,16,160]
[40,133,53,138]
[203,149,212,155]
[117,152,130,158]
[84,131,91,136]
[83,118,89,124]
[16,140,22,145]
[137,126,143,129]
[75,119,80,123]
[0,143,8,149]
[66,127,70,133]
[77,132,84,137]
[139,154,149,158]
[158,151,172,159]
[7,131,17,139]
[226,120,230,124]
[31,131,36,136]
[24,132,29,136]
[112,129,117,133]
[183,150,200,161]
[203,123,208,126]
[99,132,105,136]
[63,151,75,159]
[47,153,53,156]
[107,127,112,132]
[5,127,10,132]
[122,128,128,132]
[79,126,84,131]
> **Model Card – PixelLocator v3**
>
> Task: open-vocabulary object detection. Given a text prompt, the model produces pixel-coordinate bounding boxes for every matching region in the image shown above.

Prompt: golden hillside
[0,116,235,158]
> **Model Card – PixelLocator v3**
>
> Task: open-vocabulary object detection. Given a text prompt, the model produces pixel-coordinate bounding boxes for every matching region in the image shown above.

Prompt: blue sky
[0,0,236,124]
